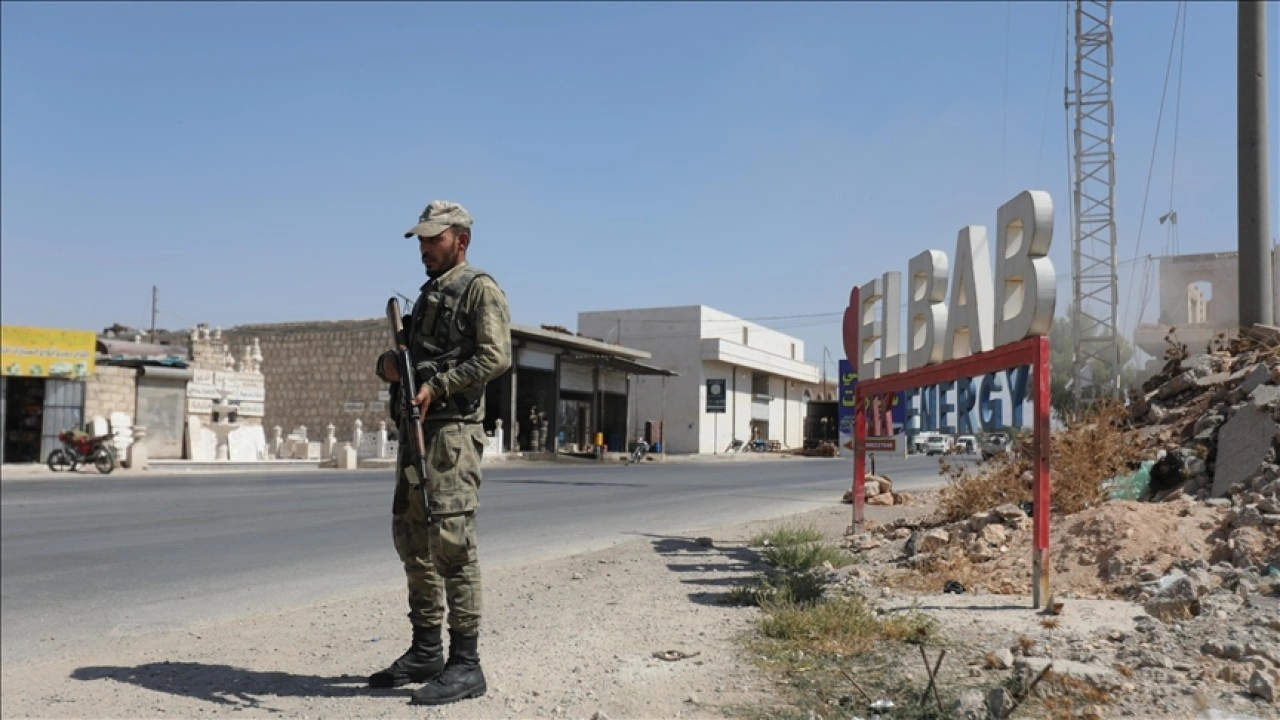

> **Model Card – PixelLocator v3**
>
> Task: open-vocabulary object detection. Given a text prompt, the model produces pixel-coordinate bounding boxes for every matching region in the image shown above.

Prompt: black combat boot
[409,630,487,705]
[367,625,444,688]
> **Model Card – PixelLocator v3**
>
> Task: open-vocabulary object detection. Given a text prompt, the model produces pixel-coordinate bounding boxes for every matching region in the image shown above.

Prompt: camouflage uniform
[388,205,511,636]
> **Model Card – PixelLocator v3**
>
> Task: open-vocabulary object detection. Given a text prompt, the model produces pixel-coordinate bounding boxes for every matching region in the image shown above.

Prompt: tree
[1048,308,1138,419]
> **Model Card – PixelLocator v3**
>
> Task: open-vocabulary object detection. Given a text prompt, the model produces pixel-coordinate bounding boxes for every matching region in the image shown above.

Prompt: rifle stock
[386,298,432,519]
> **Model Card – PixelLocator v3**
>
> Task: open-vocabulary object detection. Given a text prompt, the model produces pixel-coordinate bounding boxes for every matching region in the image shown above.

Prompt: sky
[2,1,1278,381]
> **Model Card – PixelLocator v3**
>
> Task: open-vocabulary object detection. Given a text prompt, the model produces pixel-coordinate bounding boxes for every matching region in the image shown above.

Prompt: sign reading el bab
[0,326,97,379]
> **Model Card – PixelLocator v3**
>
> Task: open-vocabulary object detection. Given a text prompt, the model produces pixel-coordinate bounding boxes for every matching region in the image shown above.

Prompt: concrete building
[577,306,825,454]
[1,325,97,464]
[221,320,674,457]
[1133,248,1280,373]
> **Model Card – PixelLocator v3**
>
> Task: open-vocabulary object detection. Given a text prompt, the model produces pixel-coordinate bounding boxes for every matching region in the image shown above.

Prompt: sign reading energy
[1,326,97,379]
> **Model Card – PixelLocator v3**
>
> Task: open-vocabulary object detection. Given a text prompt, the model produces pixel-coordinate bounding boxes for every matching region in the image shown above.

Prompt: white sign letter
[994,190,1056,345]
[944,226,995,360]
[880,271,902,375]
[858,277,883,380]
[907,250,949,369]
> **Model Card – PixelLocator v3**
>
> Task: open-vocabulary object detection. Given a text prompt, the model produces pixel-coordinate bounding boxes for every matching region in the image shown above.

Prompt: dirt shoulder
[0,499,893,720]
[7,482,1272,720]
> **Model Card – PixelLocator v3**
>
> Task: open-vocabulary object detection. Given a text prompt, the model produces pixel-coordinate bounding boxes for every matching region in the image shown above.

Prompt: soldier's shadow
[72,662,387,709]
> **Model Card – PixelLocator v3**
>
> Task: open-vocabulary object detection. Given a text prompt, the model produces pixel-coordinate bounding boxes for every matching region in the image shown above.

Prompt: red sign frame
[843,287,1053,608]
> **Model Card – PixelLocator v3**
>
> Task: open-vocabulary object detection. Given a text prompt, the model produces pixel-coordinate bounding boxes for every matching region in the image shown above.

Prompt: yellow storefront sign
[1,326,97,379]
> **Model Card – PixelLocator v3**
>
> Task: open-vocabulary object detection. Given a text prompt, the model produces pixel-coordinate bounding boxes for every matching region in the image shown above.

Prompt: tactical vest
[402,263,491,424]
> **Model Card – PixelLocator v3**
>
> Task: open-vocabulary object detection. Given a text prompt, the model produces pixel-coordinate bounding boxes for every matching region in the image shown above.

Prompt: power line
[1035,2,1063,185]
[1001,0,1013,196]
[1121,2,1184,333]
[1165,1,1188,257]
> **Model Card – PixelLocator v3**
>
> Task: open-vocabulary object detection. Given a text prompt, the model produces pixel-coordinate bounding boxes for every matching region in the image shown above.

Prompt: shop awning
[563,354,677,377]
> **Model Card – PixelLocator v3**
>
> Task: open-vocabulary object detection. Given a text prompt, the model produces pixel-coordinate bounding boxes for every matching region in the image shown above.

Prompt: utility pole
[150,286,158,343]
[1239,0,1273,327]
[821,346,828,399]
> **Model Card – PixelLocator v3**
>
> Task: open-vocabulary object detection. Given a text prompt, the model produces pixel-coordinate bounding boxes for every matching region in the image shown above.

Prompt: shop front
[1,326,97,465]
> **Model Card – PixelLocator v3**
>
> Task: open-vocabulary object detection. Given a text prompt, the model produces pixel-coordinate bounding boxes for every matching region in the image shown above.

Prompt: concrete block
[1251,383,1280,410]
[336,443,358,469]
[127,441,148,470]
[1212,405,1278,497]
[1240,364,1272,395]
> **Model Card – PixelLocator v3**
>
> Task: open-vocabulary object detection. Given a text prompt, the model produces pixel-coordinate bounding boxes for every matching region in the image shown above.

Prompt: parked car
[955,435,977,454]
[923,434,950,456]
[911,432,938,455]
[980,431,1011,460]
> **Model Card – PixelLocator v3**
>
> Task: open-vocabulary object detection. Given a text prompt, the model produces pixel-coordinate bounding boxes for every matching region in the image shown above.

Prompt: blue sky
[2,1,1277,378]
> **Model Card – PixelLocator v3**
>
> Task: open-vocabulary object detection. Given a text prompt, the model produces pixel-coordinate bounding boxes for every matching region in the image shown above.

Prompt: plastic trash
[1156,571,1188,592]
[1105,460,1154,500]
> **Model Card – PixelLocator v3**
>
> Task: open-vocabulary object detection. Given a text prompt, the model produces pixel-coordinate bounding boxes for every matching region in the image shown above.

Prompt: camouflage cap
[404,200,473,239]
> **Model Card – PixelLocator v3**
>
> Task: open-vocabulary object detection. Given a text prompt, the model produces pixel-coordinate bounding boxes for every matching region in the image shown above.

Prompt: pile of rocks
[841,473,913,506]
[829,326,1280,715]
[835,522,1280,717]
[1127,324,1279,508]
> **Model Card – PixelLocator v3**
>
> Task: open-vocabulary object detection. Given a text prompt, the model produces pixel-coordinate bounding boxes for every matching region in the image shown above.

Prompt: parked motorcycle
[724,438,767,453]
[47,429,116,474]
[626,440,650,465]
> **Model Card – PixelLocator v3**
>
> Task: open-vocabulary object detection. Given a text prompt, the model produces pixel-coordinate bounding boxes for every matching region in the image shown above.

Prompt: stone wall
[224,319,390,441]
[84,365,138,423]
[189,324,237,372]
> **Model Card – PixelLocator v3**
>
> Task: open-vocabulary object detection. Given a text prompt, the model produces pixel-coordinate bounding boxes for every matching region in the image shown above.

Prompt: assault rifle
[386,297,431,519]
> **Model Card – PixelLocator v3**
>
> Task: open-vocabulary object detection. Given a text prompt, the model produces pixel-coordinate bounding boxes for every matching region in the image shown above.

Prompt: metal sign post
[844,330,1052,608]
[706,379,726,453]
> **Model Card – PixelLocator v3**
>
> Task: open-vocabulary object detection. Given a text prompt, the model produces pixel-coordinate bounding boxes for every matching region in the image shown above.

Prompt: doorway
[3,378,46,463]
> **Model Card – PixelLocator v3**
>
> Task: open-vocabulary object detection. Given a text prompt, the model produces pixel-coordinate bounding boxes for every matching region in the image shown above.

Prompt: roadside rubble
[834,325,1280,718]
[841,474,914,507]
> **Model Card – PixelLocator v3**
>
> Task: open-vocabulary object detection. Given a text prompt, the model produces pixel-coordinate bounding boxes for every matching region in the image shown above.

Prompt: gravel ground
[1,502,849,720]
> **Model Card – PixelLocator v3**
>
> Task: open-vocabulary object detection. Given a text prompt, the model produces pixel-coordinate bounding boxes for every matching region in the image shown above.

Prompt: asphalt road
[1,454,960,665]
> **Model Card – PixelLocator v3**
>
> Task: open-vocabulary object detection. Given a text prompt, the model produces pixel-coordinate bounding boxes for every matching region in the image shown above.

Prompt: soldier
[370,200,511,706]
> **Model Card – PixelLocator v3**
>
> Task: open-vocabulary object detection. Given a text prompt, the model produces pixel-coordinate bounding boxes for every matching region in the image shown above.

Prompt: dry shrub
[1052,401,1144,514]
[1037,674,1114,716]
[938,401,1143,523]
[937,455,1027,523]
[1017,635,1036,654]
[1040,617,1060,629]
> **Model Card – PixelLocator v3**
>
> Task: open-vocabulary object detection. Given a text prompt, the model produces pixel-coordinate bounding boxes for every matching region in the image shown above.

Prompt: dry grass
[1114,663,1134,679]
[748,522,825,549]
[937,454,1027,523]
[763,542,855,572]
[885,545,1031,595]
[757,593,938,657]
[1040,617,1060,629]
[731,521,855,607]
[937,401,1144,523]
[1038,674,1114,715]
[1017,635,1036,654]
[728,570,827,608]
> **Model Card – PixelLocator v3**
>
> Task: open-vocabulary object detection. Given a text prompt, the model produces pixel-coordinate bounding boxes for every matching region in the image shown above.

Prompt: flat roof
[512,324,651,361]
[223,318,658,363]
[562,353,678,377]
